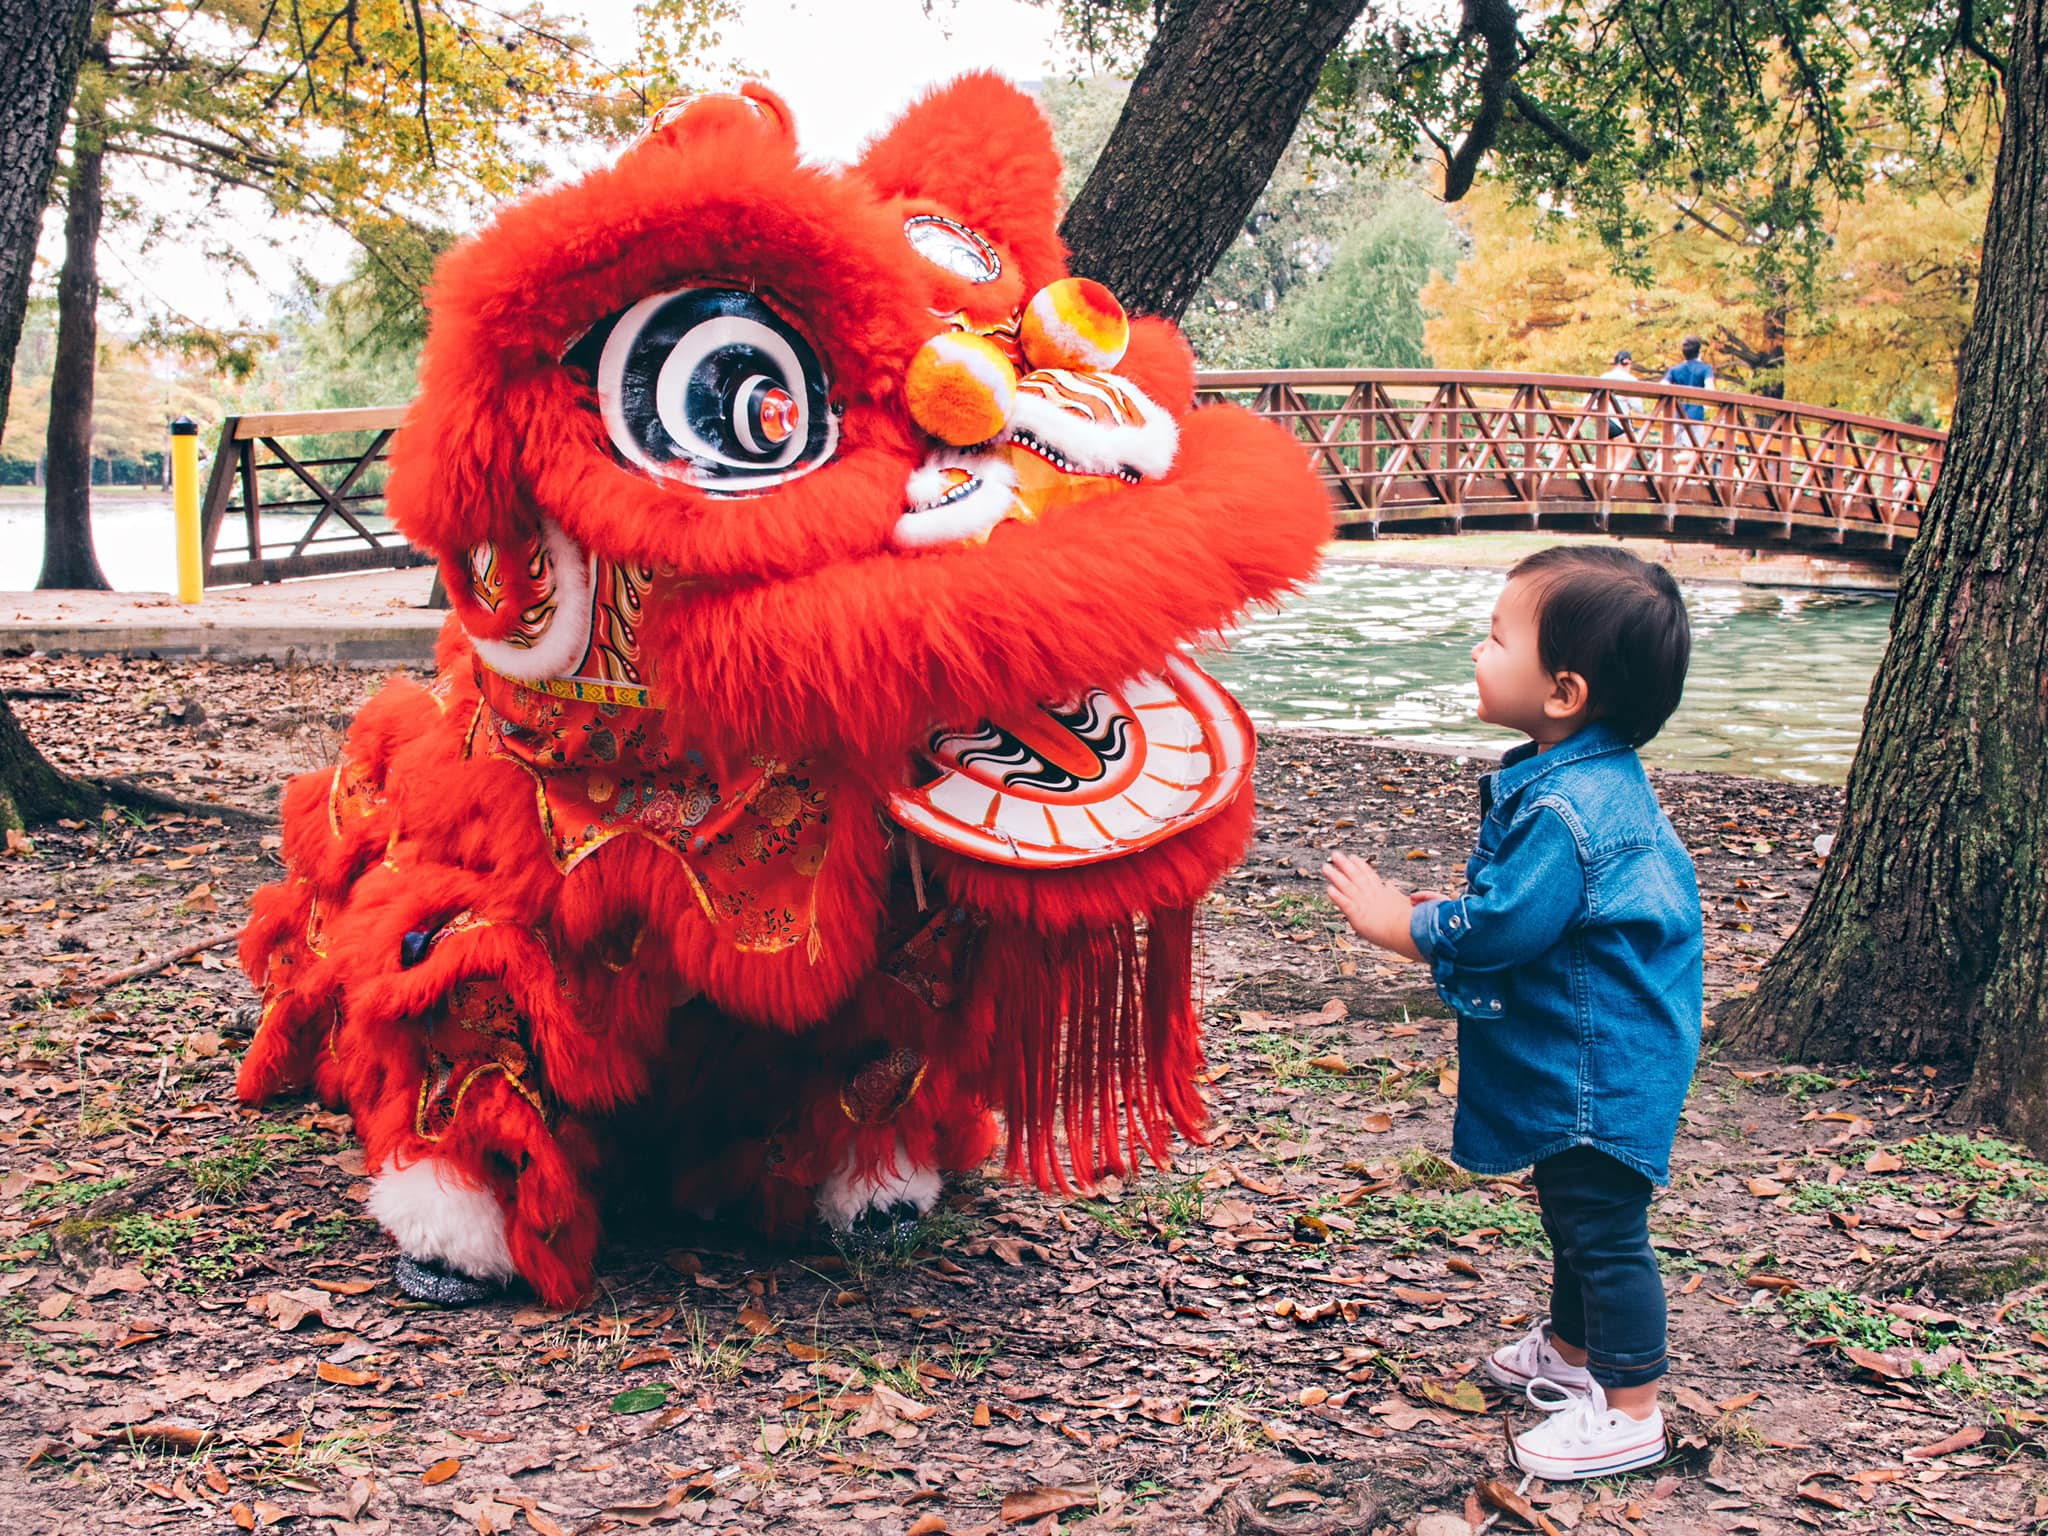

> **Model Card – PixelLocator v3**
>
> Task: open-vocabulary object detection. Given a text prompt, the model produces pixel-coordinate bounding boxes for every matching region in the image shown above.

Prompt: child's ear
[1545,670,1591,720]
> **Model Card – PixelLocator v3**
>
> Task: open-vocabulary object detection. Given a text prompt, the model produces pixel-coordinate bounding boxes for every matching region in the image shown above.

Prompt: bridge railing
[195,371,1945,584]
[1196,369,1945,556]
[197,408,421,587]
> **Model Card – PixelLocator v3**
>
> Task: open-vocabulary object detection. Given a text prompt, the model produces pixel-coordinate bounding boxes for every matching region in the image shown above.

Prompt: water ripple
[1203,562,1892,783]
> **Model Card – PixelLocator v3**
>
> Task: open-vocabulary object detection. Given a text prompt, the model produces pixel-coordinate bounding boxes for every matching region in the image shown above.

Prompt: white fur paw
[815,1140,942,1232]
[366,1156,518,1282]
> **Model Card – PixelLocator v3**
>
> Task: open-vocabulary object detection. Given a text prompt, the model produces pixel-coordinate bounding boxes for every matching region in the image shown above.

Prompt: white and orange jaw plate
[885,655,1253,867]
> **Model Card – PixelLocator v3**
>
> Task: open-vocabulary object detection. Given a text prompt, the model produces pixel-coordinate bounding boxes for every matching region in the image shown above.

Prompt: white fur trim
[1006,370,1179,479]
[815,1139,943,1231]
[466,519,594,683]
[366,1156,518,1282]
[893,453,1022,549]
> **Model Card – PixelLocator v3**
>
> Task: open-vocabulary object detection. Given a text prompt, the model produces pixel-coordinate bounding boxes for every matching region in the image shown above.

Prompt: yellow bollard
[171,416,202,604]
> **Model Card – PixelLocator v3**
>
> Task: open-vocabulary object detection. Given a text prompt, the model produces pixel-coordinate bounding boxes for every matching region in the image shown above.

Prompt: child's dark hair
[1509,545,1690,746]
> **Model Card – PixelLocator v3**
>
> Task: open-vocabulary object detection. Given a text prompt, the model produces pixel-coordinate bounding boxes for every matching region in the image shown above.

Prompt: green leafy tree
[31,0,733,589]
[1267,186,1461,368]
[1040,73,1455,368]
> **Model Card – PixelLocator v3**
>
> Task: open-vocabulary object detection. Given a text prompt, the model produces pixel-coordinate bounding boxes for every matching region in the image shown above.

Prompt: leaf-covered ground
[3,655,2045,1535]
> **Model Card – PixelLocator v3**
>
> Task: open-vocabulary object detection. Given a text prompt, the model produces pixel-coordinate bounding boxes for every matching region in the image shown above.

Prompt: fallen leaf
[1479,1479,1564,1535]
[316,1362,379,1387]
[80,1266,149,1297]
[610,1384,672,1415]
[1866,1149,1905,1173]
[1418,1378,1489,1414]
[906,1516,948,1536]
[422,1458,461,1485]
[1746,1177,1787,1197]
[1841,1345,1908,1379]
[1001,1487,1096,1524]
[1906,1425,1986,1461]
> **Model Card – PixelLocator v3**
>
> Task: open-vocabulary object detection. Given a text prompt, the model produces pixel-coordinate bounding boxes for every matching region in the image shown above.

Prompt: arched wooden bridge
[194,371,1943,585]
[1198,370,1943,560]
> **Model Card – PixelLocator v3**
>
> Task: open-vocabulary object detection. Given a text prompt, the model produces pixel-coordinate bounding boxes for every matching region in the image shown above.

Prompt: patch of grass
[1360,1189,1548,1254]
[837,1204,976,1280]
[1185,1399,1266,1450]
[1398,1147,1474,1192]
[1241,1033,1345,1088]
[1783,1283,1984,1392]
[107,1214,198,1274]
[191,1139,278,1199]
[680,1308,769,1383]
[294,1215,353,1256]
[20,1174,132,1213]
[1787,1181,1870,1215]
[1264,891,1331,932]
[1779,1070,1840,1103]
[1077,1174,1208,1244]
[1897,1134,2048,1197]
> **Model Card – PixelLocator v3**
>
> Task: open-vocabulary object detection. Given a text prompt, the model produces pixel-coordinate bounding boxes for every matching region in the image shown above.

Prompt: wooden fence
[197,372,1947,584]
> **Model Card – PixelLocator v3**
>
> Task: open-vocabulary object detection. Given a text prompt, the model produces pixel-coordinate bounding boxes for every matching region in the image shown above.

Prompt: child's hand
[1322,853,1424,961]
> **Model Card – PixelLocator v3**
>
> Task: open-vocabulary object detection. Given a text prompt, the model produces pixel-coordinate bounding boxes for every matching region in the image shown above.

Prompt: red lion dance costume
[236,75,1328,1306]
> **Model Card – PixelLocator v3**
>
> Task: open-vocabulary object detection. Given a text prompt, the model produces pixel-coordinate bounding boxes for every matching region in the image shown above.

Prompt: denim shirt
[1408,722,1703,1184]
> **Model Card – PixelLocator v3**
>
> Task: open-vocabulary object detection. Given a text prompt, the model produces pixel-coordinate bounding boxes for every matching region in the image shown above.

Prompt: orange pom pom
[1019,278,1129,373]
[906,331,1019,446]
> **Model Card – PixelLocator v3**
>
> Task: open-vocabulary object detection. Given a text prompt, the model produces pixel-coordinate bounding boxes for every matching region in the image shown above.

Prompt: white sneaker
[1511,1377,1666,1480]
[1485,1321,1593,1395]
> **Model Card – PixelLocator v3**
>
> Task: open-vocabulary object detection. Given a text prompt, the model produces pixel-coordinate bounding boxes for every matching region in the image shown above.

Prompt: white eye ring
[639,311,806,472]
[582,285,839,491]
[905,215,1002,284]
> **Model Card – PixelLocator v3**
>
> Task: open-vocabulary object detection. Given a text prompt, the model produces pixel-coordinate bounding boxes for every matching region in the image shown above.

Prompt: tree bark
[0,0,94,439]
[38,90,109,591]
[1719,0,2048,1150]
[1059,0,1367,321]
[0,695,102,830]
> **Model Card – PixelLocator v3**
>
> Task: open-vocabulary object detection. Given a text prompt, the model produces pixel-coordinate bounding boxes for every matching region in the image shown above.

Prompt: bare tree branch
[1441,0,1523,201]
[408,0,437,166]
[1955,0,2009,74]
[1507,82,1592,163]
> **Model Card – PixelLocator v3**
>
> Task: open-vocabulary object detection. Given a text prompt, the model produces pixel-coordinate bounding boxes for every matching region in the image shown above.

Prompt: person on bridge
[1665,336,1715,462]
[1600,350,1639,439]
[1599,350,1642,490]
[1321,544,1703,1480]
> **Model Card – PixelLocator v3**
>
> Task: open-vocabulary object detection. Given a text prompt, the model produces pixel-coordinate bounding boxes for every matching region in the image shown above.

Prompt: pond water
[1206,558,1894,784]
[2,503,1892,783]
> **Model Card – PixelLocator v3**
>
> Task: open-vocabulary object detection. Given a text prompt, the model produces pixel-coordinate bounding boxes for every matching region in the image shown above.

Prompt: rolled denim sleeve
[1409,804,1586,972]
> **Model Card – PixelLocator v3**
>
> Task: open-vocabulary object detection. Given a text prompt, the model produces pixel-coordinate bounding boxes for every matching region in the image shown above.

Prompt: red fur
[237,73,1329,1305]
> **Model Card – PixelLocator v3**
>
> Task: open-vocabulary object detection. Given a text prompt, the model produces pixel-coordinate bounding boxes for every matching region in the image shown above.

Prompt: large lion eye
[566,287,838,490]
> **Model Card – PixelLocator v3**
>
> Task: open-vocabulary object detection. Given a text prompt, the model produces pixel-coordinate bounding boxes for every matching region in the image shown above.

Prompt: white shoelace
[1525,1374,1610,1443]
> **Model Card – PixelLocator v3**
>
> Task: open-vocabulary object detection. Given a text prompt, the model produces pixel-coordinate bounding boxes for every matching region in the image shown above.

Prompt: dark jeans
[1532,1145,1667,1389]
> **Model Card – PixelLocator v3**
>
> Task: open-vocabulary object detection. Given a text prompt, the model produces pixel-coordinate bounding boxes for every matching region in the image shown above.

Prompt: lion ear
[634,80,798,160]
[854,70,1067,291]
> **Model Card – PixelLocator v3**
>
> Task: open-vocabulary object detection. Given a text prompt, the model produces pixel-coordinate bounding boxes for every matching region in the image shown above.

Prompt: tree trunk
[0,695,102,831]
[0,0,94,439]
[1059,0,1367,321]
[38,100,108,591]
[1719,0,2048,1149]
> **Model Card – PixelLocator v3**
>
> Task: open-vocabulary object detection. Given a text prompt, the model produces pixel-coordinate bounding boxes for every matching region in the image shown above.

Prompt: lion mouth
[892,452,1025,548]
[889,366,1179,552]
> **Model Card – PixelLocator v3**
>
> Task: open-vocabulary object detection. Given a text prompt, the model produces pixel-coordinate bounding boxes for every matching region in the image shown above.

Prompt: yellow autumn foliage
[1423,175,1985,426]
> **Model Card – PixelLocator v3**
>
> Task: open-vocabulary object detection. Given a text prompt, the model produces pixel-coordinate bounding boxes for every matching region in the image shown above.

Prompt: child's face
[1472,576,1586,741]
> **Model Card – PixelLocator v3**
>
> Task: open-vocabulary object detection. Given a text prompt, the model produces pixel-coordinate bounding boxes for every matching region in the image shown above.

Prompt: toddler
[1323,544,1703,1480]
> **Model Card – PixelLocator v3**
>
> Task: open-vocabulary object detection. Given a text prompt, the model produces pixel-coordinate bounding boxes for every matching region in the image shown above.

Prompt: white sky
[72,0,1072,333]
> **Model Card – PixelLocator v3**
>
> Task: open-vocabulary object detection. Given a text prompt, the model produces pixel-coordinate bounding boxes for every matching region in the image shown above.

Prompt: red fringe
[984,905,1206,1193]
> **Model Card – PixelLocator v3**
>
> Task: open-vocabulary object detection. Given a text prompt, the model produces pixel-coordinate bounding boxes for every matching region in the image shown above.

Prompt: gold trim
[482,664,660,711]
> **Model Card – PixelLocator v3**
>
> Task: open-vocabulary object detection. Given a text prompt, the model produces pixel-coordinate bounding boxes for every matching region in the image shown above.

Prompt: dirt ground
[3,655,2045,1536]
